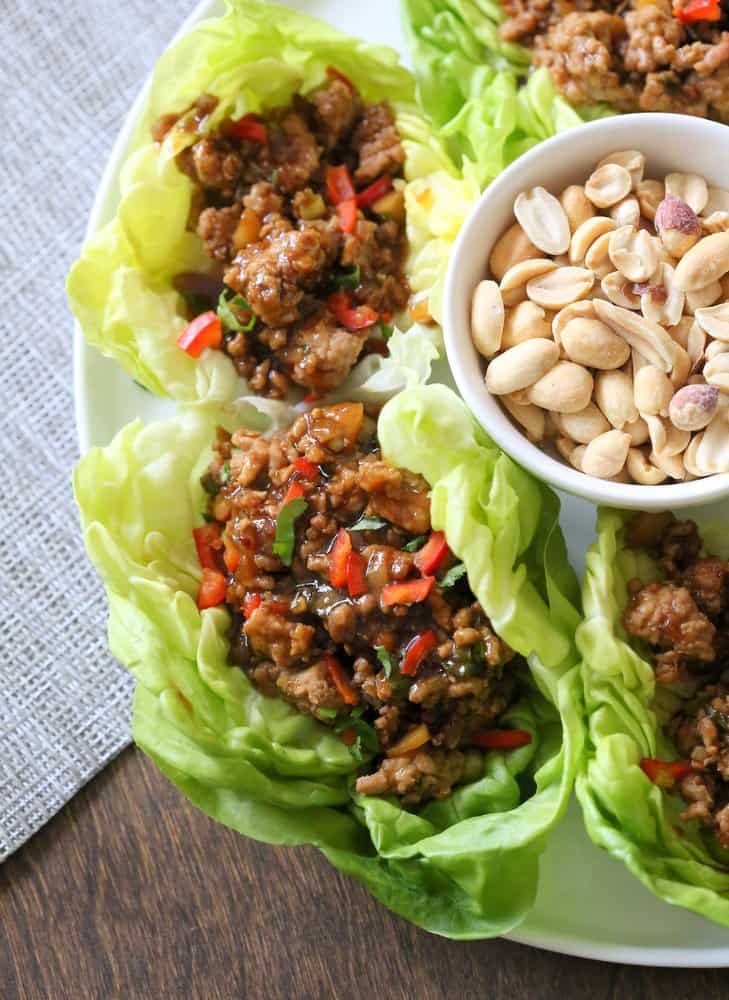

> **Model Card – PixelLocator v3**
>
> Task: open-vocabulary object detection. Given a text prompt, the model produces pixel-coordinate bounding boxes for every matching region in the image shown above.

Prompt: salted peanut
[608,226,659,282]
[552,300,596,342]
[645,414,691,457]
[501,300,552,349]
[581,429,631,479]
[668,317,705,372]
[669,383,719,431]
[584,231,614,279]
[654,196,701,258]
[701,211,729,235]
[514,187,571,256]
[683,433,705,476]
[558,402,611,443]
[485,338,559,395]
[670,344,692,388]
[627,448,666,484]
[706,339,729,361]
[569,216,615,265]
[526,267,594,310]
[598,150,645,189]
[489,223,542,282]
[650,449,687,480]
[703,185,729,217]
[501,285,527,307]
[665,172,709,215]
[610,196,641,229]
[471,280,505,358]
[526,360,594,413]
[555,434,577,463]
[593,299,677,372]
[585,163,632,208]
[560,316,630,369]
[624,414,650,445]
[634,365,673,416]
[559,185,595,233]
[694,302,729,342]
[636,179,664,221]
[602,271,641,309]
[500,394,546,442]
[570,444,587,470]
[705,351,729,391]
[500,258,558,294]
[685,280,723,314]
[696,407,729,473]
[674,231,729,291]
[640,262,684,327]
[595,370,639,429]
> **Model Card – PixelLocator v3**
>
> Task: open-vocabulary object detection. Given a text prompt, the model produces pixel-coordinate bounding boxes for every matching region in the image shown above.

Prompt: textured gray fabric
[0,0,192,862]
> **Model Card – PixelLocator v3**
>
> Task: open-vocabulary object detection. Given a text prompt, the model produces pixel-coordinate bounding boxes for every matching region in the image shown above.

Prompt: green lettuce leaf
[576,507,729,926]
[67,0,462,404]
[74,384,582,938]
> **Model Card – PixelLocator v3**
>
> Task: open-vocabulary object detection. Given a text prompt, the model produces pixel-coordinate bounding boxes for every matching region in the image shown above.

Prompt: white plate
[73,0,729,966]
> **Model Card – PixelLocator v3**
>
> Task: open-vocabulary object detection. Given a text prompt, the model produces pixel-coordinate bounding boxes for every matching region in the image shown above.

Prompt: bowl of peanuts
[443,113,729,509]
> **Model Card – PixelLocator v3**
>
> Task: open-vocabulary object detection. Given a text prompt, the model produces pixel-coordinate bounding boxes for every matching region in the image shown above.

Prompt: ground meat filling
[203,402,520,806]
[623,511,729,848]
[501,0,729,122]
[155,76,409,399]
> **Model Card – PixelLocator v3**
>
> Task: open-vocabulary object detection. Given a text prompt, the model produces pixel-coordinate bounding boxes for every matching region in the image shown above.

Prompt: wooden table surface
[1,749,728,999]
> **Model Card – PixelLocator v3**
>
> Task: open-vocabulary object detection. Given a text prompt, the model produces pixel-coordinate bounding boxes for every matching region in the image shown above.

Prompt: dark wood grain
[0,748,726,1000]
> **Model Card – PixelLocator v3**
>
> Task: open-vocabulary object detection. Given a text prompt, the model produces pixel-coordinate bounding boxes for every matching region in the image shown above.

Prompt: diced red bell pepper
[294,457,319,480]
[381,576,435,608]
[282,480,305,506]
[400,629,437,677]
[327,656,359,706]
[413,531,449,576]
[243,593,262,619]
[346,551,368,598]
[229,113,268,143]
[673,0,720,23]
[223,536,240,573]
[176,311,222,358]
[336,198,358,234]
[329,528,352,589]
[193,523,222,571]
[326,164,356,205]
[340,727,357,746]
[198,568,227,610]
[471,729,533,750]
[326,66,355,91]
[328,290,378,331]
[640,757,692,788]
[356,175,393,210]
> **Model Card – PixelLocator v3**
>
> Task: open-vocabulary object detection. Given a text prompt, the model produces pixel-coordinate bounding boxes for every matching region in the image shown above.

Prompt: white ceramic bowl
[444,112,729,510]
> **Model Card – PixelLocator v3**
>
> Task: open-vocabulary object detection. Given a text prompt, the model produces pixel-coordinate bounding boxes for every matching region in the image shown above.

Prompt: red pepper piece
[327,656,359,706]
[329,528,352,589]
[340,727,357,746]
[346,551,368,598]
[336,198,358,234]
[471,729,533,750]
[381,576,435,608]
[400,629,437,677]
[326,164,356,205]
[326,66,355,91]
[294,457,319,480]
[673,0,720,23]
[356,175,393,209]
[328,290,378,331]
[176,311,222,358]
[193,523,222,570]
[198,568,227,610]
[282,480,305,506]
[223,536,240,573]
[640,758,692,788]
[303,392,320,404]
[414,531,449,576]
[229,113,268,143]
[243,593,262,619]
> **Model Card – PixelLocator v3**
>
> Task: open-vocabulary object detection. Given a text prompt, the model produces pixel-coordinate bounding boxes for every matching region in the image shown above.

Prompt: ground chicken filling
[153,72,409,398]
[201,402,521,805]
[500,0,729,122]
[623,511,729,849]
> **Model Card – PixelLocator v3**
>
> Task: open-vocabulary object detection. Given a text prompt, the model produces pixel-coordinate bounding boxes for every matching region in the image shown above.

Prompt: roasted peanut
[674,231,729,292]
[585,164,632,208]
[485,338,560,395]
[626,448,666,485]
[581,430,631,479]
[558,402,611,443]
[594,369,638,429]
[669,384,719,431]
[489,222,542,282]
[471,280,504,358]
[560,185,595,233]
[598,150,645,189]
[560,316,630,369]
[665,172,709,215]
[514,187,571,256]
[501,394,546,442]
[526,267,594,310]
[654,196,701,258]
[501,300,552,349]
[636,179,664,222]
[634,365,673,416]
[526,360,594,413]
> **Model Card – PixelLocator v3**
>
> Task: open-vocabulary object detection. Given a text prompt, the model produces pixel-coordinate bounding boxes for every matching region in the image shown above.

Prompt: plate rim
[72,0,729,966]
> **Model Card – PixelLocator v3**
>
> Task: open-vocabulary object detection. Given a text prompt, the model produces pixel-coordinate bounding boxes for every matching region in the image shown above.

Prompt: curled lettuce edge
[74,383,583,938]
[576,506,729,927]
[66,0,464,406]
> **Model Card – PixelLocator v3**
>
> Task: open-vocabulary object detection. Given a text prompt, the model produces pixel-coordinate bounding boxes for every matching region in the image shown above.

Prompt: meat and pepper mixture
[153,70,409,398]
[500,0,729,122]
[193,402,529,805]
[622,511,729,848]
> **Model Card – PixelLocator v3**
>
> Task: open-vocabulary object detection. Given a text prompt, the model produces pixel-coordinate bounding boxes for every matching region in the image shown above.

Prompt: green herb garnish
[403,535,426,552]
[220,462,231,485]
[318,707,338,720]
[350,515,387,532]
[375,646,394,678]
[217,290,256,332]
[273,497,308,566]
[438,562,468,590]
[333,265,360,291]
[376,322,394,341]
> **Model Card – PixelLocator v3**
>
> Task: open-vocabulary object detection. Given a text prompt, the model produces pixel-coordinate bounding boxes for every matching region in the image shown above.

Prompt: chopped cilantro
[376,322,394,341]
[403,535,426,552]
[272,497,308,566]
[375,646,394,678]
[333,265,360,291]
[220,462,231,484]
[217,290,256,333]
[318,707,337,720]
[350,515,387,532]
[438,562,468,590]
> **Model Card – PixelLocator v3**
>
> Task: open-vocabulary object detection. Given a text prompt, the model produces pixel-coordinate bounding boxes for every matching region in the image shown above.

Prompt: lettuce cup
[577,506,729,925]
[74,384,583,938]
